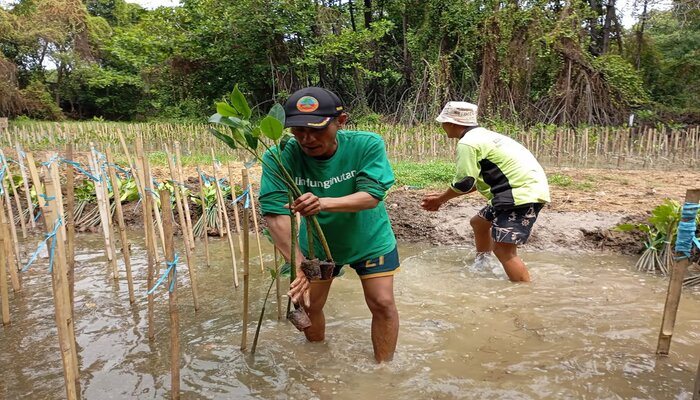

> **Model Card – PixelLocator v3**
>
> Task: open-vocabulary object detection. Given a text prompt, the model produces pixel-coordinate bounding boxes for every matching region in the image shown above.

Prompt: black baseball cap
[283,87,345,128]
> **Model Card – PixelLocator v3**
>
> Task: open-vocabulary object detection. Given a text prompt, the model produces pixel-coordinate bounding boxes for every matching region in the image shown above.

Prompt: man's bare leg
[361,275,399,362]
[303,279,333,341]
[470,215,494,253]
[493,242,530,282]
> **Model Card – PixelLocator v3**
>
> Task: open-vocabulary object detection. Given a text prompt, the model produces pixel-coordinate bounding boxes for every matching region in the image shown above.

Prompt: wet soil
[386,165,700,255]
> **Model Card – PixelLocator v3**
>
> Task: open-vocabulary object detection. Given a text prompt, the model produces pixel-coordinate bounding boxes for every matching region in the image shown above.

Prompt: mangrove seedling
[207,85,333,265]
[251,261,291,354]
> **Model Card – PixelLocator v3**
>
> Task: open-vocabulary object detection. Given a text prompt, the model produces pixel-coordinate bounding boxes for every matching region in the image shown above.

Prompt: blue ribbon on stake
[38,193,56,207]
[197,168,213,185]
[109,163,131,179]
[0,163,6,196]
[22,217,63,273]
[232,186,251,209]
[61,159,102,182]
[674,202,700,259]
[94,151,112,191]
[147,254,180,294]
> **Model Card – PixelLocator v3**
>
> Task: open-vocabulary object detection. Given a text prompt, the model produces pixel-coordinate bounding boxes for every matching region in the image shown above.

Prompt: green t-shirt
[259,130,397,265]
[451,127,551,209]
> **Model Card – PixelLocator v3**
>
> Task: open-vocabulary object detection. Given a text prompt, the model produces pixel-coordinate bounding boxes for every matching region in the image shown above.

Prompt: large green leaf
[259,115,284,140]
[280,134,293,152]
[208,127,237,150]
[211,115,248,146]
[279,262,291,278]
[230,128,246,146]
[216,102,239,117]
[268,103,285,126]
[262,227,273,244]
[230,85,252,119]
[208,113,224,123]
[213,115,245,130]
[244,131,258,150]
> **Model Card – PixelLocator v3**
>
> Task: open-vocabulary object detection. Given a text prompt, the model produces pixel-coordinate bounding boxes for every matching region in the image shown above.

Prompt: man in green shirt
[421,101,550,282]
[259,87,400,362]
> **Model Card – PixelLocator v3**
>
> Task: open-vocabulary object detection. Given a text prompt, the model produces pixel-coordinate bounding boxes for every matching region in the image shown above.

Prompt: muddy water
[1,235,699,399]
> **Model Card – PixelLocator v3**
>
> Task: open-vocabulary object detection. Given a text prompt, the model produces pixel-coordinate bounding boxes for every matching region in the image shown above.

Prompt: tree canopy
[0,0,698,125]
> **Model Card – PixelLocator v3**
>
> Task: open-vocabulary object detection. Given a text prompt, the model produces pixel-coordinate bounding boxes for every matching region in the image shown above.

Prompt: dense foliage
[1,0,698,125]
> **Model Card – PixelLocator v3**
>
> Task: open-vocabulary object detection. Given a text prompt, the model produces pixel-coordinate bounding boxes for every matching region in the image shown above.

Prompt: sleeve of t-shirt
[451,143,480,193]
[356,136,395,200]
[258,149,291,215]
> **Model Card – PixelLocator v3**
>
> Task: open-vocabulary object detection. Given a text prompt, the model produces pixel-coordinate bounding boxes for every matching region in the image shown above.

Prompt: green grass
[547,172,595,191]
[392,160,454,189]
[111,152,239,168]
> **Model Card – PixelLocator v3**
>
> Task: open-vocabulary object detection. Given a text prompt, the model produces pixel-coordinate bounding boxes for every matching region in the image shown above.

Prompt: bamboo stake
[274,246,283,320]
[106,147,135,304]
[136,137,158,340]
[0,153,21,265]
[0,196,20,292]
[211,160,239,287]
[15,143,35,229]
[47,155,67,239]
[227,164,244,253]
[165,146,199,311]
[694,357,700,400]
[64,144,76,312]
[240,169,250,351]
[196,171,211,267]
[246,176,265,272]
[149,176,167,253]
[125,133,165,253]
[1,119,11,147]
[210,151,225,236]
[0,150,28,238]
[174,142,195,251]
[88,146,118,280]
[603,128,610,160]
[159,190,181,399]
[656,188,700,356]
[25,151,44,204]
[43,164,81,400]
[0,234,10,325]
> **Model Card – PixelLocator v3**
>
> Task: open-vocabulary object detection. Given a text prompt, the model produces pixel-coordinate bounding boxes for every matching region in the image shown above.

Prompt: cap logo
[297,96,319,113]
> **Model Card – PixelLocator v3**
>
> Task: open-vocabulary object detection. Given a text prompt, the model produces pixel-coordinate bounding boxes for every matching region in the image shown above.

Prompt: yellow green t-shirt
[451,127,550,208]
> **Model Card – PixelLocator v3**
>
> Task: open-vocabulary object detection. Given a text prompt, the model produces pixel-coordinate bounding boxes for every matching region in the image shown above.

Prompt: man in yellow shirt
[421,101,550,282]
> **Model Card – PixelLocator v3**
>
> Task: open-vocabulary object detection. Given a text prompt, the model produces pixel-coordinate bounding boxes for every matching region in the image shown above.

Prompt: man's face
[441,122,466,139]
[290,114,348,158]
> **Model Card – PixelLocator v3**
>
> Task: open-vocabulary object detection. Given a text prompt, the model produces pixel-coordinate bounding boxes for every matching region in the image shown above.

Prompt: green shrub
[594,55,650,108]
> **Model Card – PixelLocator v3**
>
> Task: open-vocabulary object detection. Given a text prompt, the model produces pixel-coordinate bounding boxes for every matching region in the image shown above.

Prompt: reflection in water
[1,234,699,399]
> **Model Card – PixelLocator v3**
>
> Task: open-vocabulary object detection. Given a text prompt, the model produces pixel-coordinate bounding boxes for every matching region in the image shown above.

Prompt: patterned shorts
[476,203,545,245]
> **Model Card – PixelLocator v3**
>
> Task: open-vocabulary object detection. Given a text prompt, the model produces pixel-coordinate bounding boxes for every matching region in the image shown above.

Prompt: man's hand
[421,193,445,211]
[287,192,323,216]
[288,266,311,307]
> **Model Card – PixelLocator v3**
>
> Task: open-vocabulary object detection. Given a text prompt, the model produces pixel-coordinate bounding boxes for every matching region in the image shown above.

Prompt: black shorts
[333,246,400,280]
[476,203,544,245]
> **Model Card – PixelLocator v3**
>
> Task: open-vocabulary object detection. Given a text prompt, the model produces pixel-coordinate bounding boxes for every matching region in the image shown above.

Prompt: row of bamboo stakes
[0,132,284,399]
[4,122,700,169]
[378,124,700,168]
